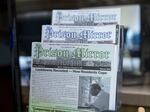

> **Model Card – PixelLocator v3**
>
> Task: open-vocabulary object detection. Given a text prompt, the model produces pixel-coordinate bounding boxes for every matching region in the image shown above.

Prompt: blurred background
[1,0,150,112]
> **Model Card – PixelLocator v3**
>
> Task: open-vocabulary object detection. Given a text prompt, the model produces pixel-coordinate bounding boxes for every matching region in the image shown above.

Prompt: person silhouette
[89,83,109,112]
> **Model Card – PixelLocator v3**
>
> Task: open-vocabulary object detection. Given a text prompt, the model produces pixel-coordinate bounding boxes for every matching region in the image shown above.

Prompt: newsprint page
[52,8,120,25]
[51,9,121,111]
[29,42,117,112]
[41,25,118,44]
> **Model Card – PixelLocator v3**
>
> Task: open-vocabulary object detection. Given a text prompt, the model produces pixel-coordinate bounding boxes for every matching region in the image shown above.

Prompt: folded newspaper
[41,25,121,111]
[52,8,120,25]
[29,42,117,112]
[51,9,123,111]
[41,25,118,44]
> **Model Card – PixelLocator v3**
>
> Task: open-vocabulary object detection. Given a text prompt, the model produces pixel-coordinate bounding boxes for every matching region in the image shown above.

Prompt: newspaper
[51,8,122,111]
[41,24,121,111]
[52,8,120,25]
[41,25,118,44]
[29,42,117,112]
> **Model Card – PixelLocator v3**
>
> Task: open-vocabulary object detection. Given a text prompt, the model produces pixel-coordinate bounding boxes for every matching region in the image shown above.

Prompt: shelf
[121,84,150,106]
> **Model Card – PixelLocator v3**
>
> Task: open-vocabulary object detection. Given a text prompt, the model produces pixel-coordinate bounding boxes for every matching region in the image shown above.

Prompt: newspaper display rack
[29,8,124,112]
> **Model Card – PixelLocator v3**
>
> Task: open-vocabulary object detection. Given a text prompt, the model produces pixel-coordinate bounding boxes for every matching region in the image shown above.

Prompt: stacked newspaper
[29,8,123,112]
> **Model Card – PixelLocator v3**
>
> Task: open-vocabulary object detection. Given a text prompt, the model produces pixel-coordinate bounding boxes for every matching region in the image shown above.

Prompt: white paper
[52,8,120,25]
[29,42,117,112]
[41,25,117,44]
